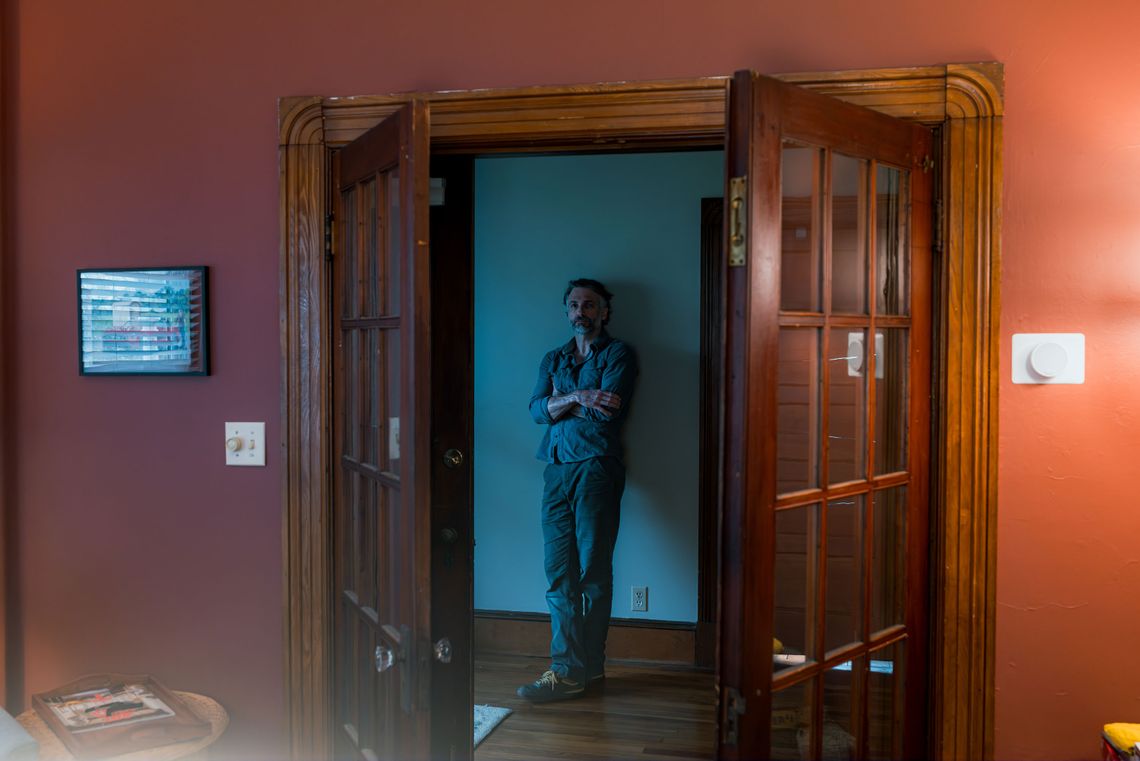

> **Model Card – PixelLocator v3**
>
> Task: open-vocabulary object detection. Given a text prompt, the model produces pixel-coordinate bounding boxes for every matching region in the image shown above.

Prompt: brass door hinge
[728,176,747,268]
[324,213,335,262]
[720,686,746,746]
[921,155,934,173]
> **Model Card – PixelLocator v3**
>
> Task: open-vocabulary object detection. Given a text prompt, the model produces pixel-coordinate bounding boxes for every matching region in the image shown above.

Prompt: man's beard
[573,318,594,334]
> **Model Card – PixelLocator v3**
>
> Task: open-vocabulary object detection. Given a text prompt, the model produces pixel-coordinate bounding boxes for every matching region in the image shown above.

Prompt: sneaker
[516,670,585,702]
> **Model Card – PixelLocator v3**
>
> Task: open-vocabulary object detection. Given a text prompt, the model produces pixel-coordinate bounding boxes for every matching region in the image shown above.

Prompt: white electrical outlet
[631,586,648,613]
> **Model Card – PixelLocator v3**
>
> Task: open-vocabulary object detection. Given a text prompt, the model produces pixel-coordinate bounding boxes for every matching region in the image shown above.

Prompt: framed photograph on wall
[77,266,209,376]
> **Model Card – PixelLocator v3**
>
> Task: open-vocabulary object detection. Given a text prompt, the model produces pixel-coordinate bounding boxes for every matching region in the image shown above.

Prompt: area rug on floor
[473,704,512,747]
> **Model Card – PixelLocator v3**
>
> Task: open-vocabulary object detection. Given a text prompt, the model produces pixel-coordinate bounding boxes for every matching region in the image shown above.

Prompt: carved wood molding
[946,62,1005,118]
[279,62,1003,761]
[279,96,325,146]
[780,65,949,123]
[933,64,1003,761]
[279,97,331,761]
[322,79,729,149]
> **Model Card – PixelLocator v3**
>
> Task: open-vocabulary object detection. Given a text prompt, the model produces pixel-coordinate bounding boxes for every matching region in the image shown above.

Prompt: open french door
[331,101,436,761]
[718,72,933,760]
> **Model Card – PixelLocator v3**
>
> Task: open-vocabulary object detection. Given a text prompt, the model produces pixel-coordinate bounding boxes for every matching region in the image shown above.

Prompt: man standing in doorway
[518,278,638,703]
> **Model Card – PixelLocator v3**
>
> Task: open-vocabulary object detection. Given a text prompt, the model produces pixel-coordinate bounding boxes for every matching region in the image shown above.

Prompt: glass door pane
[771,680,815,761]
[867,640,906,760]
[828,327,867,484]
[875,165,908,316]
[873,328,908,475]
[831,153,868,314]
[770,146,923,759]
[782,144,822,311]
[774,504,820,673]
[825,495,865,653]
[778,328,821,493]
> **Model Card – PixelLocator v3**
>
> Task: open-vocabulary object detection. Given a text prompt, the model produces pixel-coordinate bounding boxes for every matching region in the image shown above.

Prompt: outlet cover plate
[631,586,648,613]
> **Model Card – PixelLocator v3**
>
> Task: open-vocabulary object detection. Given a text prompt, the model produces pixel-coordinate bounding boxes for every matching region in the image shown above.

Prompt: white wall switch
[225,422,266,466]
[1012,333,1085,384]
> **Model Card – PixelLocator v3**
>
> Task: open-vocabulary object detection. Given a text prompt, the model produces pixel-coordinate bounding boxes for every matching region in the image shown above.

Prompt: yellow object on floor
[1104,723,1140,754]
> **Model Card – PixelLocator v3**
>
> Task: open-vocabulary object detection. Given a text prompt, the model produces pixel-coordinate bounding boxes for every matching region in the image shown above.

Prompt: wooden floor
[474,654,716,761]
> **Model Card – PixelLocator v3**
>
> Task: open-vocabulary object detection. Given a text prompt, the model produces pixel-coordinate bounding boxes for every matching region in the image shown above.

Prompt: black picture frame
[77,266,209,376]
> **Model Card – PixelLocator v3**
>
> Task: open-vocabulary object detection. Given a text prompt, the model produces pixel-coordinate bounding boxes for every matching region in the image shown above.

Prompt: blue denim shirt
[528,331,638,464]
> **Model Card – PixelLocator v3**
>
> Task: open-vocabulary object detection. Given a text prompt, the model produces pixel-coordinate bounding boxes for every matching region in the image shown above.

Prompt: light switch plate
[1012,333,1085,384]
[225,422,266,466]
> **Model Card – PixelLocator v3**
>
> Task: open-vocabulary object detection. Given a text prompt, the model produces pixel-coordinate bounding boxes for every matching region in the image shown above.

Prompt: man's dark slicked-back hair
[563,278,614,325]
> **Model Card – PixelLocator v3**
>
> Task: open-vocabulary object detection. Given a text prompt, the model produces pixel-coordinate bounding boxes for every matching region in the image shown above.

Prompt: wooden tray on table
[31,674,211,759]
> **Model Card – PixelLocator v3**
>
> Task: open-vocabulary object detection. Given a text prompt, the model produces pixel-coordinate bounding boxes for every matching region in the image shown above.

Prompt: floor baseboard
[474,609,697,665]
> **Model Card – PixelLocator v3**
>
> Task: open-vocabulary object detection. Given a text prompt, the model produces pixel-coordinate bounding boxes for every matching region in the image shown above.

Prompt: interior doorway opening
[435,148,725,759]
[282,64,1004,761]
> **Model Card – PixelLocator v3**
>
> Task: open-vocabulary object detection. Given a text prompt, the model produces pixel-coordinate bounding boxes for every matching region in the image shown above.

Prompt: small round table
[17,692,228,761]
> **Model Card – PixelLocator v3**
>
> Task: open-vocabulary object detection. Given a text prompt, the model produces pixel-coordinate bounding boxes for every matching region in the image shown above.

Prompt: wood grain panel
[931,63,1002,761]
[323,80,729,149]
[278,95,332,761]
[720,69,785,760]
[474,654,714,761]
[779,67,948,123]
[428,155,475,761]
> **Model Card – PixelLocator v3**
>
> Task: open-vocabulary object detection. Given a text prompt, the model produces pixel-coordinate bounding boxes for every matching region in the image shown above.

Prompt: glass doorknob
[434,637,453,664]
[375,643,395,672]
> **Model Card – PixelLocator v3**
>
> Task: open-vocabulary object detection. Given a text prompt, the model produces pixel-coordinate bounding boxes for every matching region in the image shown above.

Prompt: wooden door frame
[0,0,11,711]
[279,62,1002,761]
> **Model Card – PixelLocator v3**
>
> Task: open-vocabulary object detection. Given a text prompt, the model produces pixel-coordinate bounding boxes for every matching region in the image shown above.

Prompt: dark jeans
[541,457,625,683]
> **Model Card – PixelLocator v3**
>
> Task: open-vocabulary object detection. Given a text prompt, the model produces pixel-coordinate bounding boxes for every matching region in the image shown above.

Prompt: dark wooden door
[718,71,933,761]
[331,100,435,761]
[427,155,475,761]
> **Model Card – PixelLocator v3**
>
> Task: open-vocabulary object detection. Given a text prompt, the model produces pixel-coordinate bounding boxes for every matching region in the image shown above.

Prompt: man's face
[565,287,609,336]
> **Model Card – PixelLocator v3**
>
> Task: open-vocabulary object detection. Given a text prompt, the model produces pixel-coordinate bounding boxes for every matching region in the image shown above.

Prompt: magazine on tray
[42,682,176,734]
[31,673,212,759]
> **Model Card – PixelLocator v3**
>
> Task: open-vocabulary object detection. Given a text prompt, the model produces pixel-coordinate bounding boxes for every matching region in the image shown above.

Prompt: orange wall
[10,0,1140,758]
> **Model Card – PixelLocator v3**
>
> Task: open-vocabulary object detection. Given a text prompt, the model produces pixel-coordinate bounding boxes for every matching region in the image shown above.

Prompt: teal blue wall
[473,151,723,623]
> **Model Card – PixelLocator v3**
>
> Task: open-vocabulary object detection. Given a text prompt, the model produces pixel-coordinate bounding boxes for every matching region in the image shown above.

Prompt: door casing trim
[278,62,1002,761]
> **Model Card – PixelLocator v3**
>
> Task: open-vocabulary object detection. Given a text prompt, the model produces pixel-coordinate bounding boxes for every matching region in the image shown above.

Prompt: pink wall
[9,0,1140,758]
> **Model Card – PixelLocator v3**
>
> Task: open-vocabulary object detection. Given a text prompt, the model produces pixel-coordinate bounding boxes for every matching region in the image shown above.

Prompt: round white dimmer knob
[1029,341,1068,379]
